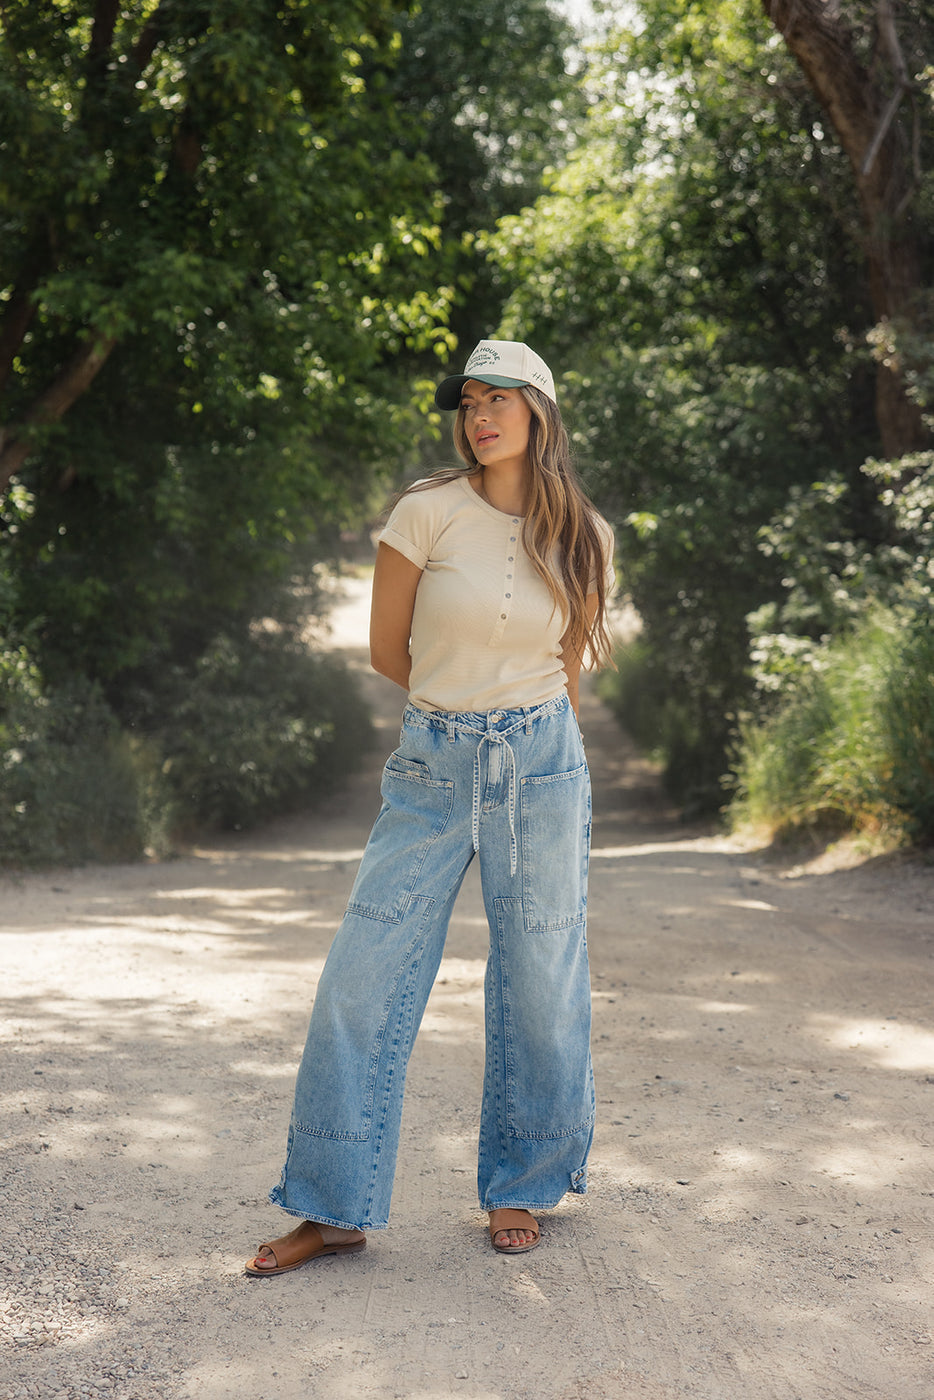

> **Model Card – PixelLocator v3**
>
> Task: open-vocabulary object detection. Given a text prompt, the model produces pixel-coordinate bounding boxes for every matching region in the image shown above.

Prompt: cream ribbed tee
[377,475,615,714]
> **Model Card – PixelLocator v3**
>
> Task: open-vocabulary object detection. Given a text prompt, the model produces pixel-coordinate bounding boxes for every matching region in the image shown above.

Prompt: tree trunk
[762,0,928,456]
[0,335,117,493]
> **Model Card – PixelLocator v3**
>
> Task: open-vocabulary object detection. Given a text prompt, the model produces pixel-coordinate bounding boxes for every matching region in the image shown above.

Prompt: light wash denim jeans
[269,693,595,1230]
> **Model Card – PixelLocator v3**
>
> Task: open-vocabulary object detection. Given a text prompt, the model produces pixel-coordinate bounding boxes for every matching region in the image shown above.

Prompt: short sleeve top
[378,475,615,714]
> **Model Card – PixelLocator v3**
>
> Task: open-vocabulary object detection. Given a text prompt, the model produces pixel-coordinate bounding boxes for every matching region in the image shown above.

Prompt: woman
[246,339,614,1274]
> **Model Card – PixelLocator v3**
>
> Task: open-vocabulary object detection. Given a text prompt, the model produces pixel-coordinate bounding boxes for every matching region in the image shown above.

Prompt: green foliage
[0,1,585,862]
[748,451,934,693]
[0,673,145,866]
[0,628,373,867]
[383,0,584,240]
[737,341,934,842]
[0,0,455,690]
[882,620,934,840]
[376,0,586,345]
[487,0,882,805]
[133,633,374,836]
[597,636,713,810]
[733,613,934,842]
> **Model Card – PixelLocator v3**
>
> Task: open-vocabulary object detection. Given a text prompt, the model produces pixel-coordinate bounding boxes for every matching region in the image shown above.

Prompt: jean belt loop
[471,739,483,856]
[524,706,533,736]
[504,736,518,876]
[446,715,455,744]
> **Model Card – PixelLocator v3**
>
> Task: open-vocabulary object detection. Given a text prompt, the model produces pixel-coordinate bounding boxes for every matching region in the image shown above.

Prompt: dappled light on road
[815,1014,934,1072]
[2,669,933,1398]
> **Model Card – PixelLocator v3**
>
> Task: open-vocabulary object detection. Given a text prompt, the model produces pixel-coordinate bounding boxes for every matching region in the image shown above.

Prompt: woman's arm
[559,591,600,720]
[369,541,423,691]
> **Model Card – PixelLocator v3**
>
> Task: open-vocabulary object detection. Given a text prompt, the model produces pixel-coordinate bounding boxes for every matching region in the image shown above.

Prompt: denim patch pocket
[519,762,590,932]
[346,756,454,922]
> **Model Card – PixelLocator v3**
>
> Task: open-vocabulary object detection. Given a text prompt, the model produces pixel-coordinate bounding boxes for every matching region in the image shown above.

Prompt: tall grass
[882,620,934,840]
[732,612,933,842]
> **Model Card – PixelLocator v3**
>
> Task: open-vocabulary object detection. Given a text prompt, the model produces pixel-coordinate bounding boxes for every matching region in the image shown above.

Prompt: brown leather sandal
[488,1208,541,1254]
[244,1220,366,1277]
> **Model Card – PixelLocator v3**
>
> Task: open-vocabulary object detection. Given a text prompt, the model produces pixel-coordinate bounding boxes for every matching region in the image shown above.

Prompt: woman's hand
[369,542,423,691]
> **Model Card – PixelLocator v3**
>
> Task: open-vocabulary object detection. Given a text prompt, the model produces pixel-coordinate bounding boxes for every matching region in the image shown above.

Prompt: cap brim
[433,373,529,410]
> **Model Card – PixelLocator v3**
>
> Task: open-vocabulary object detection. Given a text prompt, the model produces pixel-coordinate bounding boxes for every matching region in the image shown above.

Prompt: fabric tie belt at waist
[405,695,568,878]
[472,727,519,874]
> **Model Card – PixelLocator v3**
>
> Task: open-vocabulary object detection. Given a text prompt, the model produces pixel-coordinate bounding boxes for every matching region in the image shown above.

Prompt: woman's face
[459,381,532,472]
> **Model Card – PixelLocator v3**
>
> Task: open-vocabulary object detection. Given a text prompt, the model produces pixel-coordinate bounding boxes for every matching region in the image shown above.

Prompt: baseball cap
[434,339,557,409]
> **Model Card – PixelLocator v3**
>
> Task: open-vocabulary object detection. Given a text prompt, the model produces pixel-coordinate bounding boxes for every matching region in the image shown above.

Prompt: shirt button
[509,536,517,542]
[508,555,514,561]
[505,592,511,598]
[500,612,507,619]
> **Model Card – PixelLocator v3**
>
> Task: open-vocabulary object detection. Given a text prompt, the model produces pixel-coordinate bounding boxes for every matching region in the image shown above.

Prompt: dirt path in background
[2,576,933,1400]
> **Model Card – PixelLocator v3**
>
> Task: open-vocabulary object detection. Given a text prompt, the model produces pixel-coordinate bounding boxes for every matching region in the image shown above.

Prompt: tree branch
[861,0,916,176]
[0,335,118,493]
[877,0,908,87]
[0,283,38,396]
[762,0,927,454]
[860,80,909,176]
[762,0,883,176]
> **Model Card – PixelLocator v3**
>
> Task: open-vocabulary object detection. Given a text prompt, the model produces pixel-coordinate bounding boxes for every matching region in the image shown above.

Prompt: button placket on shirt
[489,518,520,644]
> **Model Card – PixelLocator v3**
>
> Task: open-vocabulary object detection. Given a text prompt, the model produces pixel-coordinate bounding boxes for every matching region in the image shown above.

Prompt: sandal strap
[488,1208,539,1240]
[259,1221,324,1269]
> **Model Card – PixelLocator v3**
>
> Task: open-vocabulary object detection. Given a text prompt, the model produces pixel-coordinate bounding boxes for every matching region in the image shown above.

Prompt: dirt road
[2,578,933,1400]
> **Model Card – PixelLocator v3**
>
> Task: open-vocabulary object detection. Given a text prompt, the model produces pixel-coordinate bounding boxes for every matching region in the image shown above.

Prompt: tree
[0,1,589,856]
[762,0,934,455]
[367,0,586,374]
[0,0,456,681]
[485,0,888,804]
[0,0,449,494]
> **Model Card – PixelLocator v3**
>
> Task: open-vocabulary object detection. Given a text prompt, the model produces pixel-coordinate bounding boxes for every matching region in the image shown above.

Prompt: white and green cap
[434,339,557,409]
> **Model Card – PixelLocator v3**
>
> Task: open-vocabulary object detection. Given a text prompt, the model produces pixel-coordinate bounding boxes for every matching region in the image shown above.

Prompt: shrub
[0,629,374,866]
[127,632,374,837]
[0,674,145,866]
[881,619,934,841]
[732,612,929,841]
[597,636,734,815]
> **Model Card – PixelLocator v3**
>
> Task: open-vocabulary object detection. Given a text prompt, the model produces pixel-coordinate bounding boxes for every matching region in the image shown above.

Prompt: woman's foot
[488,1208,540,1254]
[245,1220,366,1276]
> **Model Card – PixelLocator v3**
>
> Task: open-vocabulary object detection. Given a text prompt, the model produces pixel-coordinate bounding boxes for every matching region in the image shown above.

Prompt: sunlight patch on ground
[711,1146,771,1171]
[811,1141,919,1187]
[91,913,332,937]
[193,846,367,864]
[590,837,743,859]
[152,889,320,925]
[815,1015,934,1072]
[228,1060,301,1079]
[697,1001,754,1015]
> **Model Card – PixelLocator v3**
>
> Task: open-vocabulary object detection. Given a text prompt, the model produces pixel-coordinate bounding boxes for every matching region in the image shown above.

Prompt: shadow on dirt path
[2,575,933,1400]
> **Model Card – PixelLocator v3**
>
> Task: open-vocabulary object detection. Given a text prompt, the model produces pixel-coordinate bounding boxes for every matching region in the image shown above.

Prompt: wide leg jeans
[269,693,595,1230]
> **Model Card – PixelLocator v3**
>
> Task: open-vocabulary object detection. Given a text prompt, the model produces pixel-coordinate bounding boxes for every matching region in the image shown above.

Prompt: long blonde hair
[399,386,614,670]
